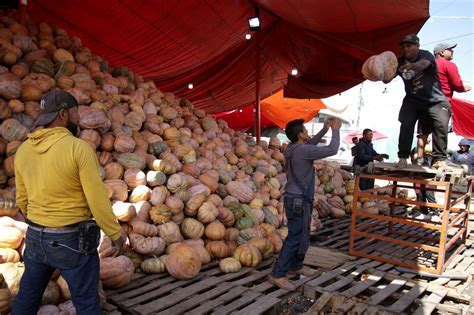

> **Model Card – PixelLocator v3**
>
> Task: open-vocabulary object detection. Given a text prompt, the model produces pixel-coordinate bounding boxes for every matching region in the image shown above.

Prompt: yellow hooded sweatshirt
[15,127,121,241]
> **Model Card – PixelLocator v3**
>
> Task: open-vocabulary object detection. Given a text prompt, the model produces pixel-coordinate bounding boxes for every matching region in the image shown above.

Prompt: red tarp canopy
[26,0,429,112]
[452,98,474,138]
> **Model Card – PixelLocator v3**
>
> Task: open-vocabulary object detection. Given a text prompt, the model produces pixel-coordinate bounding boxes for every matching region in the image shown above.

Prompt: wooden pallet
[303,253,474,314]
[105,258,320,315]
[312,207,412,252]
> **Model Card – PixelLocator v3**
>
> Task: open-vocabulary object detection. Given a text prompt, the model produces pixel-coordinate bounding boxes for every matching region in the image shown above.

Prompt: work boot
[268,275,296,291]
[288,266,317,277]
[395,158,408,169]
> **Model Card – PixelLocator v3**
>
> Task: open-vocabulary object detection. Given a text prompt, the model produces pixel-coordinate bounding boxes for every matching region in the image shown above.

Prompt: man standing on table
[13,90,125,314]
[268,117,341,291]
[416,42,471,164]
[384,34,451,169]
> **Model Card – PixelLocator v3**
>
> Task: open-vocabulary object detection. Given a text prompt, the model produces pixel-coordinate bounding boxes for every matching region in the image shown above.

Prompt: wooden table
[349,163,472,274]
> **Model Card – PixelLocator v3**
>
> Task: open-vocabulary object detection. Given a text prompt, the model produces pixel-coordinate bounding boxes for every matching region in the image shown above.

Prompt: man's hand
[464,84,472,92]
[399,62,412,73]
[381,154,389,159]
[374,155,384,161]
[331,118,342,130]
[323,117,333,130]
[111,233,126,257]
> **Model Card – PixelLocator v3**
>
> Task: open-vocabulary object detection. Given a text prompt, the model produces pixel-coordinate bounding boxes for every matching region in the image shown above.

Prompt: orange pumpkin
[149,204,172,224]
[99,256,135,289]
[204,221,226,241]
[157,221,183,245]
[205,241,230,259]
[233,244,262,267]
[181,218,205,239]
[163,244,201,280]
[129,233,166,256]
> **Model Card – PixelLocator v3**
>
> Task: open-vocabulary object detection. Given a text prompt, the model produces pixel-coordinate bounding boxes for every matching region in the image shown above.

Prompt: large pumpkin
[226,181,254,203]
[163,244,201,280]
[197,201,218,224]
[233,244,262,267]
[205,241,230,259]
[204,221,226,241]
[149,204,172,225]
[182,239,211,264]
[362,51,398,82]
[129,233,166,256]
[248,237,274,259]
[141,256,166,274]
[157,221,183,245]
[99,256,135,289]
[181,218,205,239]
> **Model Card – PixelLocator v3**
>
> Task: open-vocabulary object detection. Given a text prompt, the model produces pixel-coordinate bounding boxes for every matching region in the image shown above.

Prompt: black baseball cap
[400,34,419,45]
[34,90,79,126]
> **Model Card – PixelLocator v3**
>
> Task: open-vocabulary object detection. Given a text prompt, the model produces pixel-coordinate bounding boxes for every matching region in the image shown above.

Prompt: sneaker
[430,214,441,222]
[416,157,424,166]
[268,275,297,291]
[395,158,408,168]
[288,266,317,277]
[432,160,448,169]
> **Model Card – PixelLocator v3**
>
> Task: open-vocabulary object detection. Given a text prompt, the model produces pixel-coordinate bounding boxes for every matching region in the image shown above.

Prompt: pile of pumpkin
[312,160,409,228]
[0,11,409,313]
[0,11,294,313]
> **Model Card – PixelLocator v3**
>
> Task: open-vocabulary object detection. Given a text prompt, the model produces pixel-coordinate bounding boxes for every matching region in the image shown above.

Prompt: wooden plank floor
[105,258,319,315]
[302,213,474,314]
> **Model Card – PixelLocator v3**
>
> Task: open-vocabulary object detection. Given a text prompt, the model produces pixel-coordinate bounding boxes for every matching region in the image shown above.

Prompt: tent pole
[19,0,27,24]
[254,32,261,144]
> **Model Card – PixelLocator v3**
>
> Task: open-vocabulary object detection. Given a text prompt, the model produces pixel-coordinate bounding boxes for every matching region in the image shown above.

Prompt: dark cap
[35,90,79,126]
[433,42,457,55]
[400,34,419,45]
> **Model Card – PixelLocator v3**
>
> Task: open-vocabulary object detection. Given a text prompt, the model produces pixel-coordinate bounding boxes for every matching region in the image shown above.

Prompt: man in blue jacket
[268,117,341,291]
[354,129,388,190]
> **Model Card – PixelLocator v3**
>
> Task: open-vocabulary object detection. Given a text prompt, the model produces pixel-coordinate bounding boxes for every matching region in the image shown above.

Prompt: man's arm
[77,142,122,241]
[307,119,331,145]
[446,62,471,92]
[356,142,376,163]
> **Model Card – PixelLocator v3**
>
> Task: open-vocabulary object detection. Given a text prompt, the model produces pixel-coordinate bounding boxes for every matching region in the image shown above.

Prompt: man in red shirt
[434,42,471,100]
[416,42,471,165]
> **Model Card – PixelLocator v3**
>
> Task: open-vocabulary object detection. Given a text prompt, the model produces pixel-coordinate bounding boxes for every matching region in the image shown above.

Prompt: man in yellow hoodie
[13,90,125,314]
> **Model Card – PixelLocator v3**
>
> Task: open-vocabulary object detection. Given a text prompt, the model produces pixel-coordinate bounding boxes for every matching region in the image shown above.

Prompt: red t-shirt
[435,58,465,101]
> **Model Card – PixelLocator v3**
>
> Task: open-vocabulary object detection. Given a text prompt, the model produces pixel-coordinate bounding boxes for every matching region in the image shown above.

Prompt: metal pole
[19,0,27,24]
[254,32,261,144]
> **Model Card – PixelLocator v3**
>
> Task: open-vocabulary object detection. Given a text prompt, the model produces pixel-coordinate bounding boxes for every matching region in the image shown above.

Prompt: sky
[320,0,474,161]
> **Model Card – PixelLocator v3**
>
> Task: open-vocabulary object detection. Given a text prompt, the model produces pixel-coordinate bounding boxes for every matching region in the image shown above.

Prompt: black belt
[26,219,80,233]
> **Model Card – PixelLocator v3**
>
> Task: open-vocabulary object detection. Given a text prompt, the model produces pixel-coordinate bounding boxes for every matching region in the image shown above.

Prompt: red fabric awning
[452,98,474,138]
[212,90,326,131]
[26,0,429,112]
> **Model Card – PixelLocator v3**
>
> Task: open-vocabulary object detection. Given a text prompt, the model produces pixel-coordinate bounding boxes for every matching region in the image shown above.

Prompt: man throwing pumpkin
[384,34,451,169]
[13,90,125,314]
[268,117,341,291]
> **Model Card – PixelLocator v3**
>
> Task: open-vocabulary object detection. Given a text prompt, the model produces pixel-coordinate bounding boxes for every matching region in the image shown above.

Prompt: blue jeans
[12,227,101,315]
[272,196,312,277]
